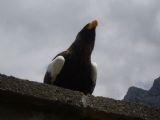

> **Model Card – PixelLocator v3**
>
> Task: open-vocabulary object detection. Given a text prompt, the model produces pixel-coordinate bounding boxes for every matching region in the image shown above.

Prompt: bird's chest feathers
[57,56,91,80]
[66,57,90,72]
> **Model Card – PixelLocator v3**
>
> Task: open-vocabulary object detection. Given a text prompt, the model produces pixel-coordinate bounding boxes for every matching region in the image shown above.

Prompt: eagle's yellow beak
[88,20,98,29]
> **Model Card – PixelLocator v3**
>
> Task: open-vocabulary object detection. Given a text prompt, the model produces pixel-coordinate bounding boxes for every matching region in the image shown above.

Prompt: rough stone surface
[124,77,160,107]
[0,73,160,120]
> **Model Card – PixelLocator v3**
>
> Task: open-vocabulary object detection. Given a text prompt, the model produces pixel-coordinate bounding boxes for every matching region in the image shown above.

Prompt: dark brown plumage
[44,20,98,94]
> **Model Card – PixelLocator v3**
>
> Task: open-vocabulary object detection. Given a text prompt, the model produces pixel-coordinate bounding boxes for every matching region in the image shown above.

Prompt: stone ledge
[0,73,159,120]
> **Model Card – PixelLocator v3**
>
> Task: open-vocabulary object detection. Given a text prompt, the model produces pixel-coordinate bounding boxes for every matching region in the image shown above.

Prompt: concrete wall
[0,74,159,120]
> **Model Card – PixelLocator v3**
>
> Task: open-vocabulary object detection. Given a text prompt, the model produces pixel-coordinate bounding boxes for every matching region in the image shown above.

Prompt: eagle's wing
[44,56,65,84]
[91,62,97,85]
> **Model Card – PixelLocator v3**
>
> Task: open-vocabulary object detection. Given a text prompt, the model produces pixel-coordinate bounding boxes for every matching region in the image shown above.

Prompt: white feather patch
[47,56,65,83]
[91,62,97,84]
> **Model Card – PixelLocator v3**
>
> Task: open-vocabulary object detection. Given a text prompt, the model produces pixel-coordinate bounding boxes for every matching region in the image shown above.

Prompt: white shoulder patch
[91,62,97,84]
[47,56,65,83]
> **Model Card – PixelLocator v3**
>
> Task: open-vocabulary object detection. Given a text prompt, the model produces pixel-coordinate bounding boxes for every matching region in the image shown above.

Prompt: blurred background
[0,0,160,99]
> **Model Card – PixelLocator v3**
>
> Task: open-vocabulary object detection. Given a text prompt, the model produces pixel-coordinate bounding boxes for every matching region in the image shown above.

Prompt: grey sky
[0,0,160,99]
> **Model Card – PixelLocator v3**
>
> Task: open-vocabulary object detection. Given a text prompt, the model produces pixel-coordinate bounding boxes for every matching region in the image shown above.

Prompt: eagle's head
[78,20,98,41]
[68,20,98,57]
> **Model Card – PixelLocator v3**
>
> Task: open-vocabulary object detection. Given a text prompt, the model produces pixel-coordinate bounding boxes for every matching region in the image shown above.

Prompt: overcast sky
[0,0,160,99]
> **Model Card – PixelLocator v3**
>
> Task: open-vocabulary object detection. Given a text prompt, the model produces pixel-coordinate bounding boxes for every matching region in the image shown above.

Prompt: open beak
[88,20,98,29]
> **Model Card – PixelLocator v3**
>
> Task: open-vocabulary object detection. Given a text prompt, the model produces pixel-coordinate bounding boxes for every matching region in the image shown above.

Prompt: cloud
[0,0,160,99]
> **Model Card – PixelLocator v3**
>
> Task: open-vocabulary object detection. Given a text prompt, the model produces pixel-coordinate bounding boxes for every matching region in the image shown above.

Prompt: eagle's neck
[68,36,95,61]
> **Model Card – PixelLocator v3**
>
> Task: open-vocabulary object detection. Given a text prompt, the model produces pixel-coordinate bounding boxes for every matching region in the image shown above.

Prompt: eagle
[44,20,98,95]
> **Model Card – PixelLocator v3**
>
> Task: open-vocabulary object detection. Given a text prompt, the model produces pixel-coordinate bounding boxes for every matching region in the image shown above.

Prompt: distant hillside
[123,77,160,107]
